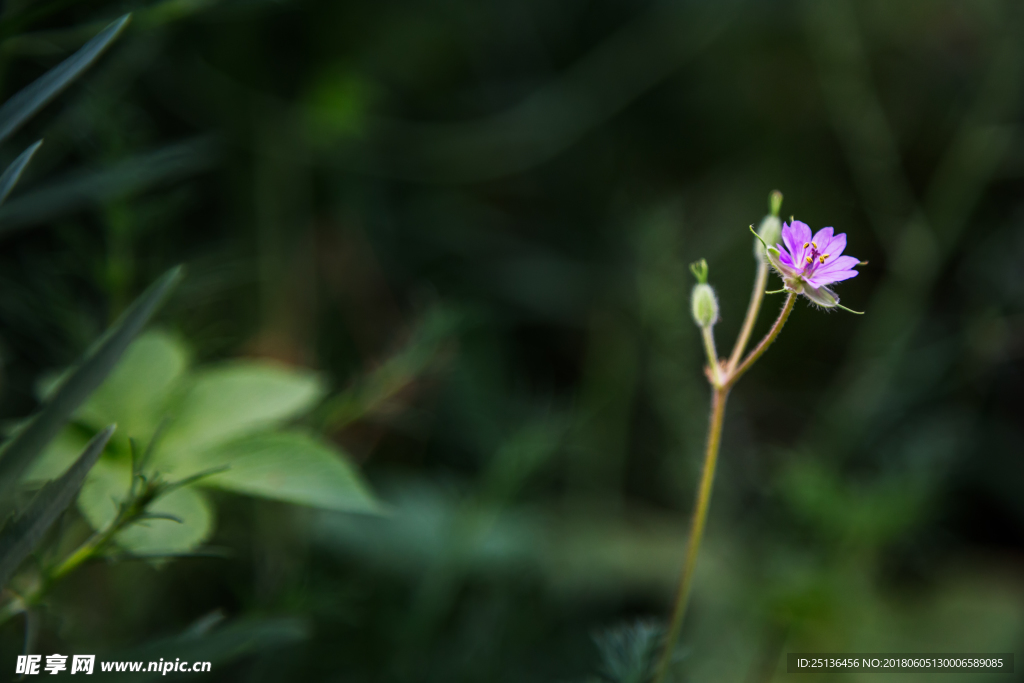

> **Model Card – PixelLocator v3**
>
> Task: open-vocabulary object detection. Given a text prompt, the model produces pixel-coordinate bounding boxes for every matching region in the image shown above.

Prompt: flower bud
[765,245,785,274]
[754,215,782,262]
[691,282,719,328]
[689,259,718,328]
[753,191,784,263]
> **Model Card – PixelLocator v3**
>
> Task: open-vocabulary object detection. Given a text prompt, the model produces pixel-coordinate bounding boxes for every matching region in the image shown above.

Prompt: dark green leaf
[0,425,114,589]
[0,138,218,235]
[0,140,42,207]
[0,15,130,145]
[0,266,182,503]
[593,621,664,683]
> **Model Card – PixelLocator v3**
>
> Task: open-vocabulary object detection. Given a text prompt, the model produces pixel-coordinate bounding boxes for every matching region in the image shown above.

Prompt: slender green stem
[47,533,108,583]
[0,528,117,627]
[0,481,151,626]
[45,489,151,587]
[726,293,796,389]
[700,326,722,386]
[652,387,728,683]
[726,262,768,373]
[653,292,799,683]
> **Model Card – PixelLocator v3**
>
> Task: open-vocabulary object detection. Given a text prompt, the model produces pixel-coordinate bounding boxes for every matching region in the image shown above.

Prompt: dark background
[0,0,1022,680]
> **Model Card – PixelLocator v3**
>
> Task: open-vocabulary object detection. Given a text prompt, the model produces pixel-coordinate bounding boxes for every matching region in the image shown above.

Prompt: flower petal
[777,247,794,266]
[807,269,858,287]
[821,232,847,259]
[783,221,812,264]
[815,255,859,274]
[811,227,833,250]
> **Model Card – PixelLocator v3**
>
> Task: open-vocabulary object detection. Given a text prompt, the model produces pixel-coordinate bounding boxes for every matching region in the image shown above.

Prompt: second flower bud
[689,259,719,329]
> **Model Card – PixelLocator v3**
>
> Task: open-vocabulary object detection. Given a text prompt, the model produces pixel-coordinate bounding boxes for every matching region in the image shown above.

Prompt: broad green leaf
[23,428,88,482]
[0,266,183,503]
[154,362,324,471]
[77,330,188,439]
[0,140,42,207]
[0,16,130,146]
[0,426,113,588]
[78,458,213,554]
[197,431,378,513]
[116,485,212,555]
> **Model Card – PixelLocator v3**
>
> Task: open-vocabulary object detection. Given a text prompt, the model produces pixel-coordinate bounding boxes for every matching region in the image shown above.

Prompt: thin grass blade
[0,15,130,145]
[0,425,115,588]
[0,266,183,502]
[0,140,42,207]
[0,137,217,235]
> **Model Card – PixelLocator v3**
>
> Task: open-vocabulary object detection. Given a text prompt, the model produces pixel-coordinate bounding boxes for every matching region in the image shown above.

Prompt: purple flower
[765,220,860,307]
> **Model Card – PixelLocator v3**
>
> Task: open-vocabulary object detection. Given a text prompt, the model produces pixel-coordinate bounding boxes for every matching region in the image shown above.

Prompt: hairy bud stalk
[688,259,721,386]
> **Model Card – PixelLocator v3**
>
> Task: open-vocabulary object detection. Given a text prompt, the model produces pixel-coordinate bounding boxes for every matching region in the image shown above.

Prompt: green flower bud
[691,282,719,328]
[754,214,782,262]
[753,191,784,263]
[689,259,718,328]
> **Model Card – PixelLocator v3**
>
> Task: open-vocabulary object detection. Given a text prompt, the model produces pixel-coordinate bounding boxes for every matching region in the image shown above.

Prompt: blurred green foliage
[0,0,1020,681]
[25,329,377,555]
